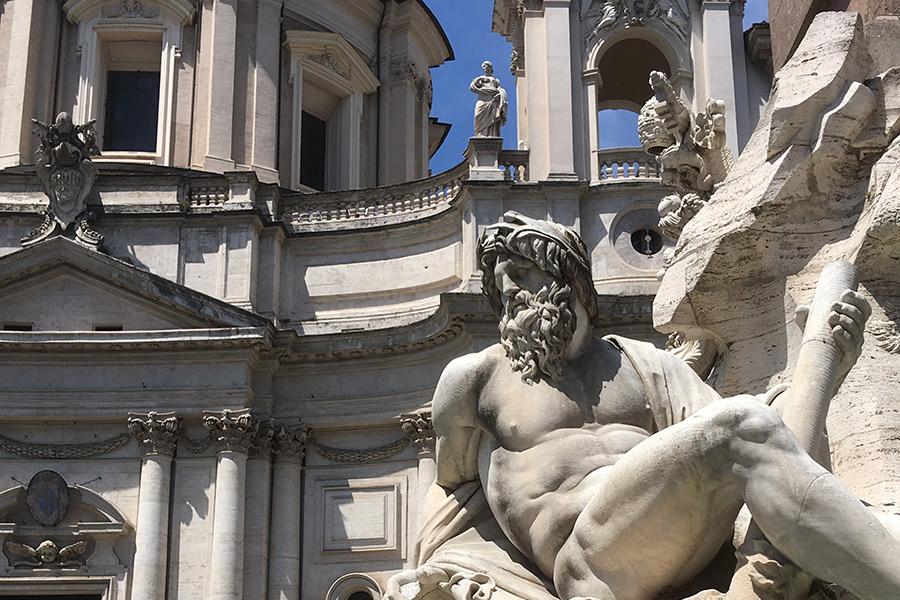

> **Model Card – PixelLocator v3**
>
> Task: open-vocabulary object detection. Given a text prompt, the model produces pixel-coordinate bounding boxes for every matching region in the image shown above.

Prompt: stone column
[127,412,182,600]
[203,409,258,600]
[197,0,238,172]
[243,423,274,600]
[266,425,309,600]
[400,412,436,530]
[250,0,283,183]
[700,0,744,156]
[289,60,304,190]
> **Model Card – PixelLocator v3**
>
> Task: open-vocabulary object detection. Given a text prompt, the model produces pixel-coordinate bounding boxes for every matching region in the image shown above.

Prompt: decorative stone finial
[23,112,102,250]
[127,412,182,456]
[272,425,310,464]
[202,409,258,454]
[400,412,435,455]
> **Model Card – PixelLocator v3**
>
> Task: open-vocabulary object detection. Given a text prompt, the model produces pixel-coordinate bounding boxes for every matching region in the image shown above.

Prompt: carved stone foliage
[4,539,89,568]
[272,425,310,464]
[202,409,259,454]
[400,412,435,455]
[0,432,131,459]
[23,112,102,250]
[581,0,689,50]
[127,411,181,456]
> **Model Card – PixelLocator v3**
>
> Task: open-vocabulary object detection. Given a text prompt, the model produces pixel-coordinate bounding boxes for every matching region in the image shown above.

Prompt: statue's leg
[554,396,900,600]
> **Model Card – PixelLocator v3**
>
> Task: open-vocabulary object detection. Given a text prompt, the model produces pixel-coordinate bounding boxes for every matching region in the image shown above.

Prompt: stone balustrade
[499,150,530,182]
[282,161,469,232]
[595,148,660,182]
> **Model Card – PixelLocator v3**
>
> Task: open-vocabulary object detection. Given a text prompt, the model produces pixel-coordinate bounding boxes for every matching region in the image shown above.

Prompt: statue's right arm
[432,353,484,489]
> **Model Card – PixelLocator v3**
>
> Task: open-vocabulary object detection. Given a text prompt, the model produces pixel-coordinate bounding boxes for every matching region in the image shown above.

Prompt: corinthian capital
[400,412,435,455]
[127,412,181,456]
[202,409,259,454]
[272,425,310,464]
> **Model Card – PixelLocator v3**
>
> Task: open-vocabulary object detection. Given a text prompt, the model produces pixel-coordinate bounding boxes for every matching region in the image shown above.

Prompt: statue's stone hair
[478,212,599,326]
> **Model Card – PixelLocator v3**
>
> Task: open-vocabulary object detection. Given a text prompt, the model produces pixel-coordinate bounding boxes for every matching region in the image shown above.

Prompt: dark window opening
[93,324,124,332]
[300,111,327,191]
[2,323,33,331]
[103,70,160,152]
[631,227,663,256]
[347,592,374,600]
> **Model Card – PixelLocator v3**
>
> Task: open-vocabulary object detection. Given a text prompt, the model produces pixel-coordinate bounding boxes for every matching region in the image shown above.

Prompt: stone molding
[400,412,435,455]
[127,411,182,456]
[202,409,259,454]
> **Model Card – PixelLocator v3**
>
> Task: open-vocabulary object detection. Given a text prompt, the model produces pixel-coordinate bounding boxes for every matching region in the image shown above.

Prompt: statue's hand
[795,290,870,389]
[829,289,871,385]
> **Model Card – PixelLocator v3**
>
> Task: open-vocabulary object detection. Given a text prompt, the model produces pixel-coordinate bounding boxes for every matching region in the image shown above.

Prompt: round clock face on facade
[612,208,670,270]
[26,470,70,527]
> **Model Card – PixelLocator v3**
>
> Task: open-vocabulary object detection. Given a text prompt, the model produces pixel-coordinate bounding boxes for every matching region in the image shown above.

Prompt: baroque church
[0,0,771,598]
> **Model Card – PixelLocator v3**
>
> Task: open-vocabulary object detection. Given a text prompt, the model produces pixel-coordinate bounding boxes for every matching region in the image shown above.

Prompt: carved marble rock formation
[386,210,899,600]
[470,61,509,137]
[23,112,102,249]
[655,13,900,597]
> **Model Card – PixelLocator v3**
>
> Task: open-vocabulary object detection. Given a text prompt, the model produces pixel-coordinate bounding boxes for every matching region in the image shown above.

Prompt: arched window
[326,573,382,600]
[64,0,195,164]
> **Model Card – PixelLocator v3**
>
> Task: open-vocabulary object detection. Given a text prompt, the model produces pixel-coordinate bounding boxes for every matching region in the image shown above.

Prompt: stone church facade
[0,1,770,599]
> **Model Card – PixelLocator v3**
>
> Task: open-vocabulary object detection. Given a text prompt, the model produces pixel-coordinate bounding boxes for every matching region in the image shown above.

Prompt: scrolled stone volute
[127,411,182,456]
[400,412,435,455]
[202,409,259,454]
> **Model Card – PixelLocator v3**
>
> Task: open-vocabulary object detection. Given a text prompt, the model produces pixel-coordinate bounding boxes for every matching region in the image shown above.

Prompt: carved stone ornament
[26,470,70,527]
[272,425,310,464]
[307,51,350,80]
[249,421,275,459]
[127,412,182,456]
[202,409,259,454]
[581,0,689,50]
[101,0,159,19]
[4,539,88,568]
[23,112,102,250]
[400,412,435,455]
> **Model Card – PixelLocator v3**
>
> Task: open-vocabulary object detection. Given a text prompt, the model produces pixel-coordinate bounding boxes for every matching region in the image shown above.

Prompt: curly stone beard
[498,280,578,385]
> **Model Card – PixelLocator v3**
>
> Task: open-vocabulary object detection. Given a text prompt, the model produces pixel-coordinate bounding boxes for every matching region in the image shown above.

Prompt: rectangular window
[103,71,160,152]
[2,323,33,331]
[300,111,327,191]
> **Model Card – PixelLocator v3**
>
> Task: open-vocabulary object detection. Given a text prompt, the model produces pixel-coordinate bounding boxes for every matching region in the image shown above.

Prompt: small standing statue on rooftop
[22,112,103,250]
[470,61,508,138]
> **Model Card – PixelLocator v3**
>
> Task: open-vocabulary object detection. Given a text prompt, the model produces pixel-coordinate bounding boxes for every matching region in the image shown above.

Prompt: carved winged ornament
[4,539,88,568]
[580,0,689,49]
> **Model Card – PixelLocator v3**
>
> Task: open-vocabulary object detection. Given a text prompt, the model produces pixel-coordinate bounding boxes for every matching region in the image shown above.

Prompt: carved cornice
[63,0,195,24]
[127,411,181,456]
[400,412,435,455]
[202,409,259,454]
[272,425,310,464]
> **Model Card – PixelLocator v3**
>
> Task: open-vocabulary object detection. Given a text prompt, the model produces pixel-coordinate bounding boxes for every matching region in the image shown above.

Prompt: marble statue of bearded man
[386,211,900,600]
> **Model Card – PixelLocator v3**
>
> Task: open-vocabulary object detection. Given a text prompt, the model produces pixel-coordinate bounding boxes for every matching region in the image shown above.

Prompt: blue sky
[426,0,769,173]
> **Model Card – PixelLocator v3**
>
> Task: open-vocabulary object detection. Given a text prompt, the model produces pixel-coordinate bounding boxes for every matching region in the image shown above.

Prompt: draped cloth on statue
[392,336,723,600]
[473,82,508,137]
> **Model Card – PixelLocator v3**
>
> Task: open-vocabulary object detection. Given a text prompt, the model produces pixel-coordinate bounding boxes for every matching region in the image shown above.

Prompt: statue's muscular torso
[434,336,662,578]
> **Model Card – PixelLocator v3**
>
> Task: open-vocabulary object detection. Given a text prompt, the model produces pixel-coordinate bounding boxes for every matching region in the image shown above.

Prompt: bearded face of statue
[494,253,578,385]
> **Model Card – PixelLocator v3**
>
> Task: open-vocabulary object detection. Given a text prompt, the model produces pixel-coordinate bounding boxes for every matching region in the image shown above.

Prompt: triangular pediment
[0,238,268,331]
